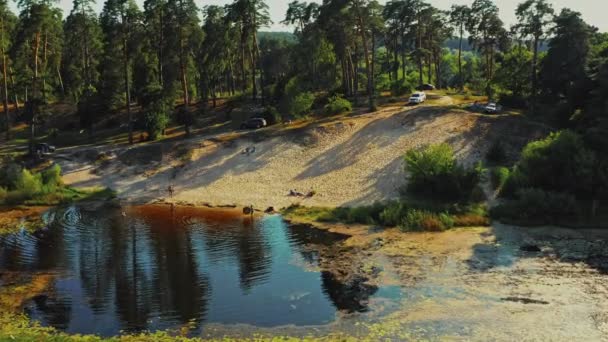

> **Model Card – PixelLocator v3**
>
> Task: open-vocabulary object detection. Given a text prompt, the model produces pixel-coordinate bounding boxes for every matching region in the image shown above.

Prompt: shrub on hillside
[491,188,580,224]
[287,92,315,117]
[143,100,170,140]
[501,131,596,199]
[486,141,507,165]
[491,167,510,191]
[404,144,482,202]
[41,164,63,191]
[0,162,68,205]
[324,95,352,115]
[14,169,43,199]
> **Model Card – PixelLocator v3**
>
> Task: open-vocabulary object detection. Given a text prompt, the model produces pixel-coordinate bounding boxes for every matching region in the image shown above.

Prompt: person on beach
[167,185,174,198]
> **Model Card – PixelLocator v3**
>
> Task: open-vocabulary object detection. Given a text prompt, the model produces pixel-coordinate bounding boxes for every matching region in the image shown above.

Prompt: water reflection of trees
[0,205,382,332]
[118,206,209,331]
[195,211,272,292]
[321,271,378,313]
[285,224,378,313]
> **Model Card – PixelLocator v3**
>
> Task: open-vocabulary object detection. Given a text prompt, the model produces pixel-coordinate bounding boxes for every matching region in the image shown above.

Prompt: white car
[408,92,426,104]
[485,102,498,114]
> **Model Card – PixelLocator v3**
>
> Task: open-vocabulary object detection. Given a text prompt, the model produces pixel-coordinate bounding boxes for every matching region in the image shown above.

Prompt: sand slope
[60,104,548,208]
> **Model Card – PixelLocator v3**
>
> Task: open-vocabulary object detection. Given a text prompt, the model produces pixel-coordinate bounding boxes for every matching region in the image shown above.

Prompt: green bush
[486,141,507,165]
[379,201,409,226]
[491,167,510,191]
[401,209,453,232]
[288,92,315,117]
[324,95,352,115]
[491,188,580,224]
[0,161,22,190]
[14,169,43,199]
[42,164,62,188]
[404,144,482,202]
[143,101,170,140]
[0,162,75,205]
[391,78,415,96]
[516,131,595,197]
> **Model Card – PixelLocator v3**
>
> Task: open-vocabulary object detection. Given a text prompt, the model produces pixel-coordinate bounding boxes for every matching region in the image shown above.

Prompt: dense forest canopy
[0,0,604,148]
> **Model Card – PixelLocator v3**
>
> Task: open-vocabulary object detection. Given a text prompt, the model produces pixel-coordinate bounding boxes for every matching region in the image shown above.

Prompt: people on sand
[243,205,254,216]
[288,189,316,198]
[167,185,174,198]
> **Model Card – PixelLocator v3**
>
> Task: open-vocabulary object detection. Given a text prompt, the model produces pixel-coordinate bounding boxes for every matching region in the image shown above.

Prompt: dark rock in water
[501,296,549,305]
[33,226,50,239]
[520,244,541,252]
[32,294,49,307]
[264,207,275,214]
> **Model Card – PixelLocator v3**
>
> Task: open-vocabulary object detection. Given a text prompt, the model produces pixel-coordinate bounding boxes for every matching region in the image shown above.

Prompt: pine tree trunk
[250,40,257,102]
[2,54,8,141]
[123,28,132,144]
[9,67,18,110]
[56,64,64,95]
[1,20,9,140]
[30,30,41,154]
[401,35,406,82]
[531,35,539,113]
[158,6,164,86]
[458,25,463,90]
[240,38,246,92]
[42,32,48,103]
[82,6,91,88]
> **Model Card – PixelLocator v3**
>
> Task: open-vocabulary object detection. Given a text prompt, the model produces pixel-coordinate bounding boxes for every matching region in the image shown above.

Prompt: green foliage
[0,162,106,206]
[280,76,315,117]
[41,164,62,188]
[14,169,43,199]
[288,92,315,117]
[261,106,282,125]
[390,79,414,96]
[78,87,104,131]
[324,95,352,115]
[486,140,507,165]
[491,167,510,191]
[491,188,580,224]
[512,131,595,198]
[0,187,7,203]
[404,144,482,202]
[539,9,592,118]
[282,202,488,232]
[378,201,409,227]
[142,86,172,140]
[401,210,454,232]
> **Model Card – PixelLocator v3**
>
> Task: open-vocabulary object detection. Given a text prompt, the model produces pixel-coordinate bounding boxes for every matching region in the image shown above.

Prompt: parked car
[417,84,435,91]
[485,102,498,114]
[408,92,427,105]
[240,117,267,129]
[35,143,56,155]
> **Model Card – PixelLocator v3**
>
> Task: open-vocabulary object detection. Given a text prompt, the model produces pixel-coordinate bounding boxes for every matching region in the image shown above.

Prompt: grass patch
[282,201,488,232]
[0,206,47,235]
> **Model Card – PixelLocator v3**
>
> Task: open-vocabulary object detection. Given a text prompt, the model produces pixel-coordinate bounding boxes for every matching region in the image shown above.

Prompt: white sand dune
[61,104,548,209]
